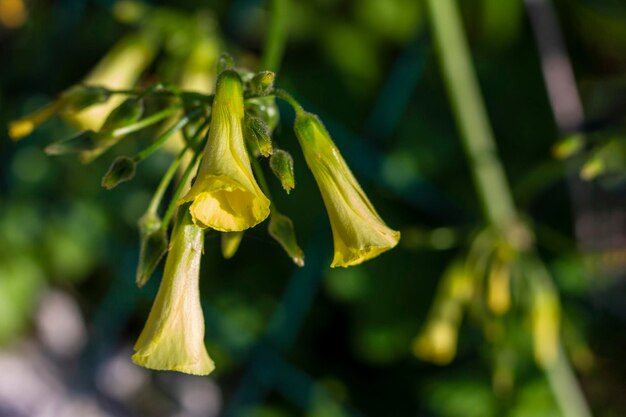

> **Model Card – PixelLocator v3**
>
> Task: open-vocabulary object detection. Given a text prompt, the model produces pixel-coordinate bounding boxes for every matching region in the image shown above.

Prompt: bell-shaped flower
[132,209,214,375]
[294,112,400,267]
[179,70,270,231]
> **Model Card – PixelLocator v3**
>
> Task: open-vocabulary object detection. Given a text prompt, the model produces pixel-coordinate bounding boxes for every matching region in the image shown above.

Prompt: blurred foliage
[2,0,626,416]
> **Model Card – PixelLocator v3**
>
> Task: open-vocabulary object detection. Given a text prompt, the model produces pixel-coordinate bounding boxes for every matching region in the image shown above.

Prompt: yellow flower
[8,102,61,140]
[294,112,400,267]
[132,209,214,376]
[67,33,157,131]
[179,71,270,231]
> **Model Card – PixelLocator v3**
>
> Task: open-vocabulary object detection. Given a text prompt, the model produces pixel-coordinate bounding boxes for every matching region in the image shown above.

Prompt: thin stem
[251,155,274,202]
[274,89,303,116]
[426,0,517,231]
[426,1,593,416]
[145,145,191,216]
[160,151,203,231]
[132,109,202,163]
[260,0,288,72]
[545,346,593,417]
[109,106,181,138]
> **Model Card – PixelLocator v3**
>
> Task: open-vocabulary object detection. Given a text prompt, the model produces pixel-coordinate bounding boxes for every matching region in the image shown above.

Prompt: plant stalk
[426,1,593,416]
[261,0,288,72]
[426,0,516,231]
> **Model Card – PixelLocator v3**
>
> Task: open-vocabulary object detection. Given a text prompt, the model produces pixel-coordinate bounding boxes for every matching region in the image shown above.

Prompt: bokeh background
[1,0,626,416]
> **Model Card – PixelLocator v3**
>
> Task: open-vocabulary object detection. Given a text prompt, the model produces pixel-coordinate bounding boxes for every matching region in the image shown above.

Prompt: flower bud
[221,232,245,259]
[552,134,584,160]
[532,289,560,368]
[136,212,168,288]
[249,71,275,96]
[269,149,295,194]
[487,260,510,315]
[244,114,273,157]
[60,85,111,113]
[44,130,101,155]
[100,98,144,132]
[246,97,280,132]
[8,101,63,140]
[101,156,136,189]
[268,211,305,267]
[217,53,234,74]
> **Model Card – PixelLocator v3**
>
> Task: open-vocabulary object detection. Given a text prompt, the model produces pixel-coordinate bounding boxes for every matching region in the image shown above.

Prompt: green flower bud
[249,71,275,96]
[221,232,245,259]
[552,134,584,160]
[136,212,168,288]
[217,53,234,74]
[579,138,626,181]
[100,98,144,132]
[44,130,102,155]
[269,149,295,194]
[268,211,304,267]
[246,97,280,132]
[244,114,273,157]
[101,156,136,189]
[60,85,111,113]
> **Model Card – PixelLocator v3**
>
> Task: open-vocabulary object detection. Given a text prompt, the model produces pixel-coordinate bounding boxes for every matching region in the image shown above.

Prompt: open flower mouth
[183,175,270,231]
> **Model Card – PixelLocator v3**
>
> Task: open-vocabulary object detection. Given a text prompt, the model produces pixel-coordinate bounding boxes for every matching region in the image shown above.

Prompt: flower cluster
[8,53,400,375]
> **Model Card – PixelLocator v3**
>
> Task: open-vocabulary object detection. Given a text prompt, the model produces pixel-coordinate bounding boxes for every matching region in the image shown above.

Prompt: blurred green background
[1,0,626,416]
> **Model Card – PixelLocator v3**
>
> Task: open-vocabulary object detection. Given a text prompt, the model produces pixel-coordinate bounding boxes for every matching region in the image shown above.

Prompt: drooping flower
[132,208,214,375]
[178,70,270,231]
[67,33,157,131]
[293,111,400,267]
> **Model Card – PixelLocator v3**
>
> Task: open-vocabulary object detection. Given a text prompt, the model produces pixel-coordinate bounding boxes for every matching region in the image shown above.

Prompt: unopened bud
[101,156,136,189]
[270,149,295,193]
[136,212,167,288]
[60,85,110,113]
[552,134,584,160]
[246,97,279,132]
[244,115,273,157]
[217,53,234,74]
[100,97,144,132]
[268,211,304,267]
[44,130,101,155]
[221,232,245,259]
[249,71,275,96]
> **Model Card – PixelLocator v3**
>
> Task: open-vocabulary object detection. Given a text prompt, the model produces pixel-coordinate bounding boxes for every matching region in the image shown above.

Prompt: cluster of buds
[8,53,400,375]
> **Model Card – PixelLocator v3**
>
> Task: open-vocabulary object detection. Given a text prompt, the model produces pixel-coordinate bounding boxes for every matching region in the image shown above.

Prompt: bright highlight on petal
[132,209,214,376]
[179,71,270,231]
[294,112,400,267]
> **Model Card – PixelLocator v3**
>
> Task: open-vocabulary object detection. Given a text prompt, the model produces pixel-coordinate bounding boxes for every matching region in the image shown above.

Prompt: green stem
[109,106,181,138]
[545,345,593,417]
[160,151,203,231]
[251,155,274,202]
[426,1,593,416]
[260,0,288,72]
[426,0,516,231]
[145,145,191,216]
[274,89,303,116]
[132,109,202,163]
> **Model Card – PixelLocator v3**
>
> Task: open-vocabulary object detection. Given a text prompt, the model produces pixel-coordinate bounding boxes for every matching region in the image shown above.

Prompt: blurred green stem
[261,0,288,72]
[426,0,516,231]
[426,1,592,417]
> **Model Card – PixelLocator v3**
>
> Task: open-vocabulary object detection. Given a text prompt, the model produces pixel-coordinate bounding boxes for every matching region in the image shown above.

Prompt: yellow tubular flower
[179,71,270,231]
[132,209,214,376]
[294,112,400,267]
[67,33,157,131]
